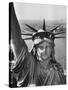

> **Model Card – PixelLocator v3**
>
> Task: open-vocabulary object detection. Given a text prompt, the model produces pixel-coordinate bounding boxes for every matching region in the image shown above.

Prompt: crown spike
[43,19,46,31]
[55,36,66,38]
[54,31,66,35]
[25,24,38,32]
[50,25,61,32]
[23,37,32,40]
[21,33,32,36]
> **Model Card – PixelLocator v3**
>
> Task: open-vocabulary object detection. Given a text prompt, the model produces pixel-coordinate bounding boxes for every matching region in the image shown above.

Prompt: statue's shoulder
[48,59,64,74]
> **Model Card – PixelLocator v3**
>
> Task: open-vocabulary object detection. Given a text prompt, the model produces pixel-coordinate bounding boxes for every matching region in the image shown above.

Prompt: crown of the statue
[22,19,65,45]
[32,29,55,44]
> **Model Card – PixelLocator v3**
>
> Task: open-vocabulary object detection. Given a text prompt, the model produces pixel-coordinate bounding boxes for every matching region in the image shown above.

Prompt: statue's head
[31,29,55,61]
[36,39,55,61]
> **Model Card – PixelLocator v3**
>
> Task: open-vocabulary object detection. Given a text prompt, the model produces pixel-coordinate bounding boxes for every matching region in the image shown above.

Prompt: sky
[14,2,66,21]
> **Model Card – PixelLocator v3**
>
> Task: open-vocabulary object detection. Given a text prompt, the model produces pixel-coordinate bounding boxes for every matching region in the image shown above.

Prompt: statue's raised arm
[9,3,35,87]
[9,3,29,70]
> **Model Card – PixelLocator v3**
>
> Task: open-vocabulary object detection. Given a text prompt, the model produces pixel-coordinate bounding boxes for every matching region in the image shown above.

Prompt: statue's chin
[41,55,50,61]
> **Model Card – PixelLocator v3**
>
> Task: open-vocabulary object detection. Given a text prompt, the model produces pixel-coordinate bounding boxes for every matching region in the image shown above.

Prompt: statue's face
[37,41,53,61]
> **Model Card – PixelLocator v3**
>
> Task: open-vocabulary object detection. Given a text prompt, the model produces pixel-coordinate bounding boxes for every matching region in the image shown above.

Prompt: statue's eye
[45,45,51,49]
[38,46,44,50]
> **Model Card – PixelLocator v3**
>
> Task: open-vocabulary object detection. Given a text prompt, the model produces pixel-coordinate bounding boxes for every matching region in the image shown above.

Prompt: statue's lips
[41,53,49,59]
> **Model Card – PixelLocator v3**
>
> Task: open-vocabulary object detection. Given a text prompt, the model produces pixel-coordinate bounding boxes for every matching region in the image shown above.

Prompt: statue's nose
[44,47,47,55]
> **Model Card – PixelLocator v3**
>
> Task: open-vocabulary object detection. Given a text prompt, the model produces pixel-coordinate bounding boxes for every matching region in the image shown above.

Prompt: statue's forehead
[38,40,51,47]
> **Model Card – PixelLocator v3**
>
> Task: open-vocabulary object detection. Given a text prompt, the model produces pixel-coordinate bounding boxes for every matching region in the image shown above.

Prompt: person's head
[34,39,55,61]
